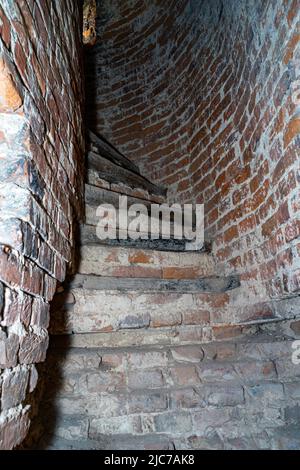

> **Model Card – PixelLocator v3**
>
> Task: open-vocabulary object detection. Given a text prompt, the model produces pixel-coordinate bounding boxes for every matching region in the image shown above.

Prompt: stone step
[50,286,298,344]
[50,278,240,336]
[40,325,300,450]
[46,336,295,378]
[87,151,166,197]
[85,207,195,241]
[88,130,140,174]
[85,183,154,209]
[50,324,255,348]
[83,181,203,249]
[80,224,200,252]
[87,172,165,204]
[78,245,215,279]
[85,184,191,220]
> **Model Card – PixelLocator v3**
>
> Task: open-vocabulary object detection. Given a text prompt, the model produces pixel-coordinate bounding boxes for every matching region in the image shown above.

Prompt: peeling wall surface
[0,1,84,449]
[86,0,300,298]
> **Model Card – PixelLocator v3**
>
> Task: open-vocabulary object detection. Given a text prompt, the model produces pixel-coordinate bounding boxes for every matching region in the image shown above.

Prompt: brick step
[80,224,205,252]
[78,245,215,279]
[38,326,300,450]
[45,338,295,388]
[69,274,240,292]
[85,183,189,220]
[85,183,154,209]
[79,224,206,253]
[50,323,255,348]
[80,184,204,251]
[85,206,195,240]
[85,184,196,239]
[87,150,166,198]
[88,130,141,174]
[50,317,298,349]
[36,434,174,451]
[39,427,300,451]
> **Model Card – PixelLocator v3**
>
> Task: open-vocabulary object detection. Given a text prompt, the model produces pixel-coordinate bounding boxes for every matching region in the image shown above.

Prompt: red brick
[284,117,300,148]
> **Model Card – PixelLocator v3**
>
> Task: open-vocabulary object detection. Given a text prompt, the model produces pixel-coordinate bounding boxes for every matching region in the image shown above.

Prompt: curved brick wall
[0,1,84,449]
[86,0,300,306]
[20,0,300,450]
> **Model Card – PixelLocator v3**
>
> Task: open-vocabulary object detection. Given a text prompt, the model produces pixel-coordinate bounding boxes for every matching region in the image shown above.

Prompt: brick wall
[0,0,84,449]
[87,0,300,304]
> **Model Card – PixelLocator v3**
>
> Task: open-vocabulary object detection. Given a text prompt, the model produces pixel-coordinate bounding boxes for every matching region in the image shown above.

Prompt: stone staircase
[32,133,300,450]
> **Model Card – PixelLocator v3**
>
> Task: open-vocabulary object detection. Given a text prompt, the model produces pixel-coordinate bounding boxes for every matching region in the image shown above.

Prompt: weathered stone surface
[18,330,49,364]
[6,0,299,452]
[154,412,193,434]
[83,370,126,393]
[207,386,245,406]
[78,245,215,278]
[171,365,200,386]
[127,350,169,369]
[171,346,204,363]
[0,331,19,368]
[128,369,164,390]
[89,415,142,437]
[128,392,168,414]
[0,0,84,449]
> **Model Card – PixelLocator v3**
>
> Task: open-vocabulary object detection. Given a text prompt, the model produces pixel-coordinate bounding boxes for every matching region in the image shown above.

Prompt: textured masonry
[0,1,84,449]
[86,0,300,299]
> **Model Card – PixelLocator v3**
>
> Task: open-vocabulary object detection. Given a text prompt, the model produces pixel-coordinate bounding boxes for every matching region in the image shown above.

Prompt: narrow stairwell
[34,133,300,450]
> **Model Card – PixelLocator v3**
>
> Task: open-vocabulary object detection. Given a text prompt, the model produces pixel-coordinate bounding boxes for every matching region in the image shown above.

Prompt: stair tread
[50,332,293,352]
[85,183,160,209]
[87,151,166,197]
[69,273,240,293]
[85,207,191,237]
[50,323,257,348]
[85,183,167,215]
[80,225,204,252]
[79,243,212,258]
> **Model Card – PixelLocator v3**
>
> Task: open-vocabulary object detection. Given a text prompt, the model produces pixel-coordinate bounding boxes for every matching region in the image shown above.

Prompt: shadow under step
[69,274,240,293]
[80,225,206,252]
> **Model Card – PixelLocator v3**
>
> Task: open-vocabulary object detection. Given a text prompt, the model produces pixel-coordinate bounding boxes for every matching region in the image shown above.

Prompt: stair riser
[70,274,239,292]
[88,151,165,197]
[85,183,153,208]
[87,171,165,203]
[78,245,215,279]
[50,288,238,335]
[80,224,191,251]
